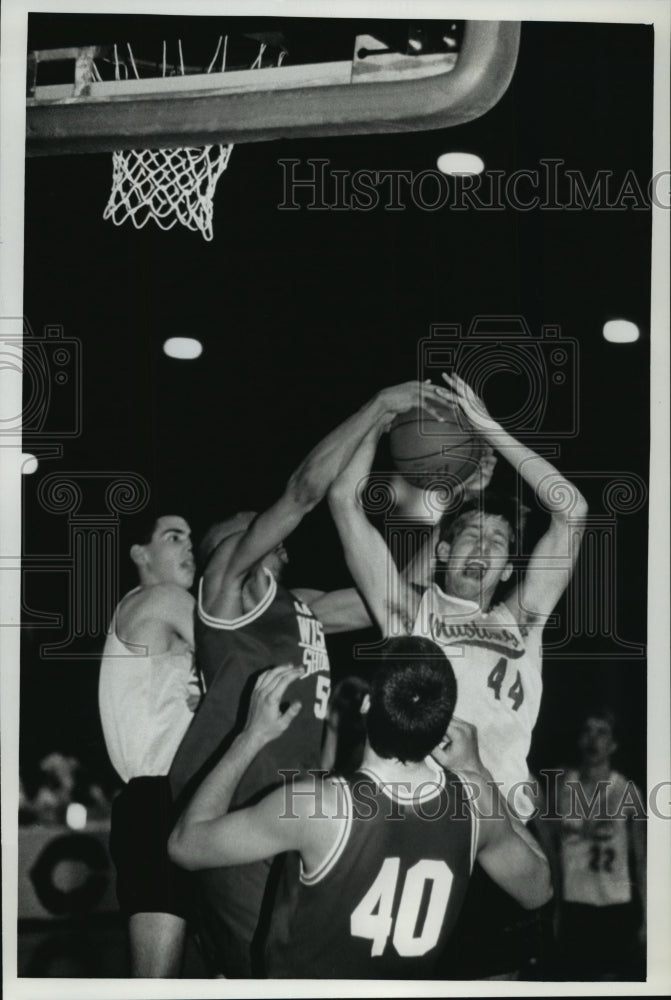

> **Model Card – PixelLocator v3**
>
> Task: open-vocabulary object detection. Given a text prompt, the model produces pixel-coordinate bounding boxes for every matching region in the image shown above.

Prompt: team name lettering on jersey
[294,601,328,676]
[428,613,524,658]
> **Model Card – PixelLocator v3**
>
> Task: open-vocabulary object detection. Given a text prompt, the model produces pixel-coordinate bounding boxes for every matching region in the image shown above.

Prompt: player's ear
[130,543,147,568]
[360,694,371,716]
[436,540,451,562]
[501,561,513,582]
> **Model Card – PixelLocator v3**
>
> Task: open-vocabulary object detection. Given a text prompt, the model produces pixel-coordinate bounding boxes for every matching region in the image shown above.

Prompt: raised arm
[328,420,419,637]
[433,718,552,910]
[439,373,588,626]
[204,381,447,618]
[291,588,371,635]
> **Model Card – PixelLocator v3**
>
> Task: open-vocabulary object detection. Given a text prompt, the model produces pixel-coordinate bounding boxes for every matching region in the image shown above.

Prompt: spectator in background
[553,708,646,980]
[19,753,113,826]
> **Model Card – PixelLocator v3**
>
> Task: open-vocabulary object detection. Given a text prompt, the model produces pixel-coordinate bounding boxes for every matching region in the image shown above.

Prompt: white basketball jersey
[99,591,199,783]
[559,769,636,906]
[412,584,542,819]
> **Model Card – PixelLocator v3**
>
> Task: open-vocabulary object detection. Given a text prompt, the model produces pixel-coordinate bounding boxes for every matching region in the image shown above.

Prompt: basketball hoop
[102,38,248,241]
[103,144,232,241]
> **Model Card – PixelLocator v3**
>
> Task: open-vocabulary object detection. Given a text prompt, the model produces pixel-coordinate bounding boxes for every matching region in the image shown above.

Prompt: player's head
[328,676,371,777]
[197,511,289,581]
[330,676,371,725]
[365,637,457,763]
[129,513,194,589]
[435,492,522,606]
[578,707,618,766]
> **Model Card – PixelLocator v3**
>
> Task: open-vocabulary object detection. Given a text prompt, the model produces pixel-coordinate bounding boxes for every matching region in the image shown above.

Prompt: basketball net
[104,144,232,241]
[102,39,276,241]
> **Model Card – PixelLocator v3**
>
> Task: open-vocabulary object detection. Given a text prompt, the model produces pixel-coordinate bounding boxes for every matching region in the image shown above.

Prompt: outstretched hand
[243,664,304,745]
[437,372,501,434]
[377,380,453,425]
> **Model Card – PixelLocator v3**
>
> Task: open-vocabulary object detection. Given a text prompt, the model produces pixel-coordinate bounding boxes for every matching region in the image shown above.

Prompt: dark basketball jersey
[170,569,330,804]
[168,570,331,973]
[265,761,477,979]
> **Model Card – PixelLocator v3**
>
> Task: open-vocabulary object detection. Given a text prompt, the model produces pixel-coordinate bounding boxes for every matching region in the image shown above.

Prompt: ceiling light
[602,320,640,343]
[163,337,203,360]
[436,152,485,176]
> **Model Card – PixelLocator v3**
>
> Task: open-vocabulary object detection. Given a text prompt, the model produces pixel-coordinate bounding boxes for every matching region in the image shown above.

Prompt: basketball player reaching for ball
[169,645,552,979]
[328,372,588,822]
[98,514,200,977]
[168,379,449,977]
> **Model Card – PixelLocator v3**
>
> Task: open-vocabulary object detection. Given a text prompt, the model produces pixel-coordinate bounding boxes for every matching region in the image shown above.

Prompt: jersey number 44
[487,657,524,711]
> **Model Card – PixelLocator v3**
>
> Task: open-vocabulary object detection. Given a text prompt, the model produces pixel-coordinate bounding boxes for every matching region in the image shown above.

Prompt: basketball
[389,406,482,488]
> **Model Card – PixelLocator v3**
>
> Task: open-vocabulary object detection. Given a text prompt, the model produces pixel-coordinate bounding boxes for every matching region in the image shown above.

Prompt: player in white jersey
[99,513,199,977]
[412,574,543,820]
[554,709,646,979]
[329,372,587,820]
[328,374,587,978]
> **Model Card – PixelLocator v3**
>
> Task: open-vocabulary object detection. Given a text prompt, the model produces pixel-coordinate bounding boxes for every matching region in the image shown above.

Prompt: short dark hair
[331,676,370,721]
[124,509,162,549]
[328,676,371,778]
[123,510,191,559]
[438,490,524,550]
[366,637,457,763]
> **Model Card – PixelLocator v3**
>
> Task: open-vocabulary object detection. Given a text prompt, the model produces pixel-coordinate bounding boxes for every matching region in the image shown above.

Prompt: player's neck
[578,760,612,783]
[438,573,489,611]
[360,746,436,787]
[137,567,157,587]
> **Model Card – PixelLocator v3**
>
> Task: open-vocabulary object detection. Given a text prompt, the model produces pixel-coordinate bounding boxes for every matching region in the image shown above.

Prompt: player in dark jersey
[169,637,552,979]
[169,513,338,976]
[168,380,450,976]
[327,372,587,978]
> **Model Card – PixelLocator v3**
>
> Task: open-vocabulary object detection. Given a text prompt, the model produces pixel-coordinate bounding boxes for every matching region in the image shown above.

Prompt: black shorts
[109,776,190,919]
[438,862,550,979]
[557,901,643,980]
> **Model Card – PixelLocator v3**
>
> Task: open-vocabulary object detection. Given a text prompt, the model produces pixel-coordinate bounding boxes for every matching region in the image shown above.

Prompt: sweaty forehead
[455,512,511,539]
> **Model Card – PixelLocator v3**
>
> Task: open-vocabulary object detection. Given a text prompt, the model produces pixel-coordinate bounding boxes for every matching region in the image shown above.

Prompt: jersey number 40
[351,857,453,958]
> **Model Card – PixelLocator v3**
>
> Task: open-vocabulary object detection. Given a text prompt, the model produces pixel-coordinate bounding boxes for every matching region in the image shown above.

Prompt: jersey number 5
[313,674,331,720]
[351,857,453,958]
